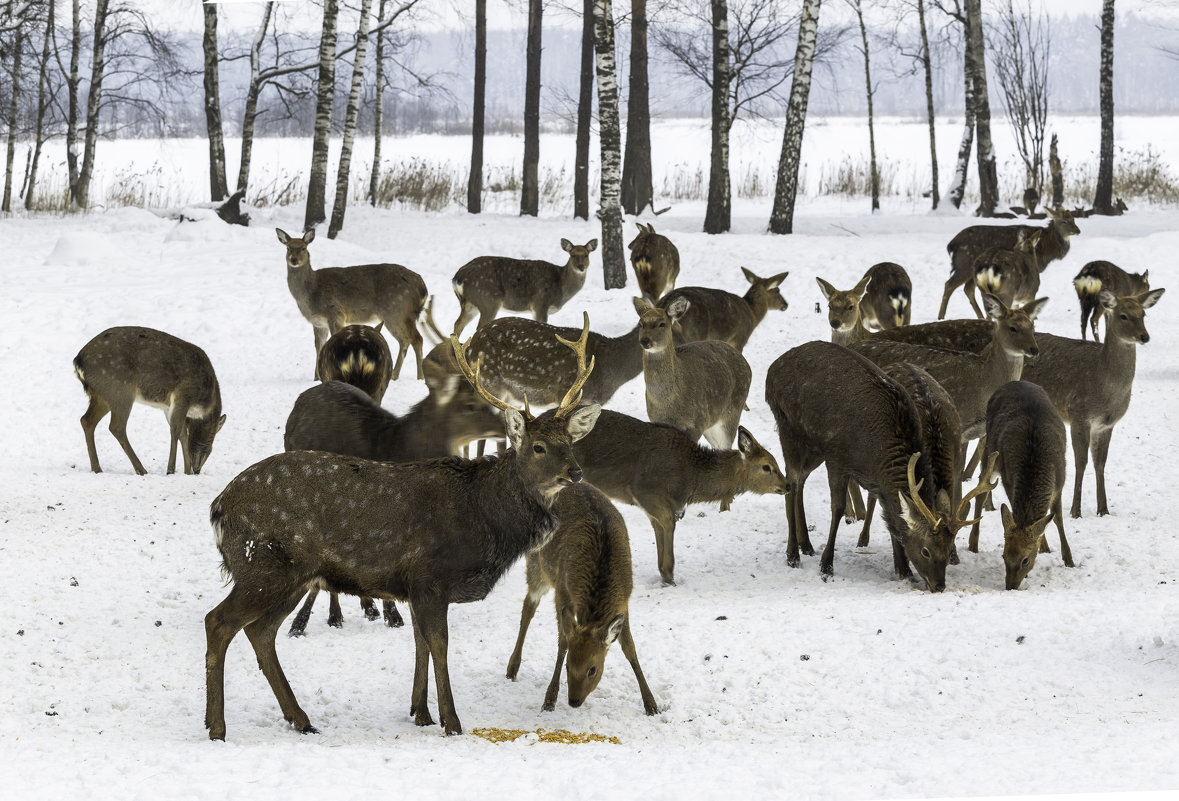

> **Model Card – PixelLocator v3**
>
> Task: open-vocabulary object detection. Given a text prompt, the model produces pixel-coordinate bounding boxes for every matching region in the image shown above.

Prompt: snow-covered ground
[2,120,1178,800]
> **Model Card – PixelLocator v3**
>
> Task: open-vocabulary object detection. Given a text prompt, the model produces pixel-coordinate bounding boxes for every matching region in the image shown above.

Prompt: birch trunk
[917,0,938,209]
[328,0,372,239]
[966,0,998,217]
[65,0,81,204]
[1093,0,1115,214]
[946,16,974,210]
[25,0,54,210]
[467,0,486,213]
[203,2,229,202]
[574,0,594,220]
[593,0,626,289]
[703,0,731,234]
[769,0,821,235]
[304,0,339,232]
[521,0,542,216]
[621,0,653,216]
[75,0,111,210]
[370,0,387,206]
[3,27,22,213]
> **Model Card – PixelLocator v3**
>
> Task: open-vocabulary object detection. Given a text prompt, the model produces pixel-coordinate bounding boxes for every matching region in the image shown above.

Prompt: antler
[553,311,596,419]
[905,452,942,526]
[449,335,530,419]
[952,451,1000,529]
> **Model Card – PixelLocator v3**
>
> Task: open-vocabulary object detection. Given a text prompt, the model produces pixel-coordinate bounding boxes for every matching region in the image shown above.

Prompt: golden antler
[905,452,942,527]
[952,451,1000,529]
[449,335,530,419]
[553,312,596,419]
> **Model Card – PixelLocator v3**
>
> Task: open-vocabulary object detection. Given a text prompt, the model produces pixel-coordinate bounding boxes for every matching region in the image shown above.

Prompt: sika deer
[967,381,1071,590]
[316,323,393,403]
[817,263,913,346]
[276,227,427,381]
[1019,288,1166,518]
[635,297,752,449]
[451,238,597,335]
[506,482,659,715]
[204,335,601,740]
[765,341,994,591]
[572,409,790,585]
[938,207,1079,319]
[628,222,681,303]
[658,267,789,351]
[74,326,226,476]
[971,229,1042,311]
[1073,261,1150,341]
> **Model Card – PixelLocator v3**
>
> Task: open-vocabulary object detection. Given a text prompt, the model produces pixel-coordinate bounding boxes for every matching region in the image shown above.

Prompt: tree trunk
[946,19,974,209]
[76,0,112,209]
[965,0,998,217]
[703,0,731,234]
[851,0,879,212]
[236,3,273,195]
[521,0,543,216]
[65,0,81,205]
[917,0,938,209]
[593,0,626,289]
[370,0,387,206]
[3,27,23,213]
[304,0,340,232]
[328,0,373,239]
[769,0,821,235]
[621,0,653,216]
[1049,132,1063,208]
[1093,0,1115,214]
[574,0,594,220]
[203,2,229,202]
[467,0,486,213]
[25,0,54,210]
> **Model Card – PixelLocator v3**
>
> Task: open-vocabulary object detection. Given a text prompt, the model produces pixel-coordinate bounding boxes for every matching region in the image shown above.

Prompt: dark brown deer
[635,297,752,449]
[967,381,1071,590]
[658,267,789,351]
[765,341,993,591]
[1019,288,1165,517]
[971,228,1043,311]
[276,228,427,381]
[505,482,659,715]
[451,238,597,335]
[628,222,681,303]
[1073,260,1150,341]
[74,326,226,475]
[572,409,790,586]
[204,334,600,740]
[316,323,393,403]
[938,207,1079,319]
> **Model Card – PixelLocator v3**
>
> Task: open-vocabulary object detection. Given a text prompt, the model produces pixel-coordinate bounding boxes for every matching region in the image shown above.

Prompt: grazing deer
[316,324,393,403]
[1073,261,1150,341]
[967,381,1071,590]
[203,333,600,740]
[572,409,790,585]
[628,222,681,303]
[765,341,995,591]
[451,238,597,335]
[73,326,226,476]
[505,482,659,715]
[282,379,505,636]
[971,229,1043,311]
[276,227,427,381]
[658,267,789,351]
[938,207,1079,319]
[1019,288,1166,518]
[635,297,752,449]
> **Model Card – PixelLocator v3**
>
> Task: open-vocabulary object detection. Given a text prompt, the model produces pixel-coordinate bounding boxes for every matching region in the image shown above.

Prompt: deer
[203,331,601,740]
[1073,260,1150,341]
[276,227,427,381]
[73,326,226,476]
[971,228,1043,311]
[315,323,393,403]
[764,341,996,592]
[817,262,912,347]
[966,381,1071,590]
[572,409,790,586]
[938,207,1079,319]
[628,222,681,303]
[282,379,505,636]
[1019,288,1166,518]
[451,238,597,336]
[634,296,752,450]
[657,266,789,351]
[505,482,659,715]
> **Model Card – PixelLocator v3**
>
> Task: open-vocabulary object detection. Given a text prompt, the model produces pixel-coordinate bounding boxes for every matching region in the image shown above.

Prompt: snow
[3,120,1179,800]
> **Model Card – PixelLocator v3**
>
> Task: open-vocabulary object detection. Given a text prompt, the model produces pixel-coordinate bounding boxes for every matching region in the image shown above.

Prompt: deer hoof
[300,724,319,735]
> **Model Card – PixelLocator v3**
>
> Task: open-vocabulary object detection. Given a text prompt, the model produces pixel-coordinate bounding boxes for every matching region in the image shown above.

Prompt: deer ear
[633,296,652,315]
[1000,503,1015,531]
[585,238,598,252]
[1140,287,1165,309]
[275,227,290,244]
[767,271,789,288]
[602,614,624,645]
[303,227,316,244]
[736,426,756,454]
[561,238,574,252]
[852,273,872,297]
[216,414,227,434]
[666,296,690,320]
[741,266,758,284]
[373,322,384,334]
[504,408,527,451]
[897,493,917,529]
[565,404,601,442]
[982,292,1007,319]
[815,277,836,300]
[1022,296,1049,320]
[1098,290,1118,310]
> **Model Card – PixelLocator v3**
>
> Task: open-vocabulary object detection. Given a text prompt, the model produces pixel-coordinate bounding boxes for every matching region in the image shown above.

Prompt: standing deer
[658,267,789,351]
[276,227,427,381]
[204,334,600,740]
[505,482,659,715]
[817,262,912,346]
[572,409,790,585]
[967,381,1071,590]
[74,326,226,476]
[1073,261,1150,341]
[971,229,1043,311]
[764,341,994,591]
[451,238,597,335]
[938,207,1079,319]
[628,222,681,303]
[316,323,393,403]
[635,297,752,449]
[1019,288,1165,517]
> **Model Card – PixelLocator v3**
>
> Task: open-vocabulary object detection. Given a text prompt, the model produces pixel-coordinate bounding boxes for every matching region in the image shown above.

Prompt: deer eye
[921,548,932,559]
[533,444,546,454]
[762,464,772,472]
[588,666,597,677]
[658,322,666,328]
[1120,314,1129,320]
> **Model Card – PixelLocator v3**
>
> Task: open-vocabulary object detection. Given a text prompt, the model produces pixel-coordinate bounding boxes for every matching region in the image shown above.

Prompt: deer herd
[69,211,1164,741]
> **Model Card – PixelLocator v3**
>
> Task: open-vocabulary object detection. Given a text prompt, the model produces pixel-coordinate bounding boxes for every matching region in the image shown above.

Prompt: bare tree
[964,0,998,216]
[521,0,543,216]
[304,0,339,232]
[25,0,56,210]
[202,1,228,202]
[768,0,821,235]
[594,0,626,288]
[989,0,1049,197]
[932,0,971,209]
[328,0,373,239]
[370,0,387,206]
[574,0,593,219]
[621,0,653,216]
[1093,0,1115,214]
[466,0,486,213]
[2,7,25,212]
[74,0,110,209]
[846,0,879,212]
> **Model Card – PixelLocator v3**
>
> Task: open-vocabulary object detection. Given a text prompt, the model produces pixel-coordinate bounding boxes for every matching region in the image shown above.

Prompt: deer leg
[312,326,330,380]
[287,589,319,637]
[542,620,568,712]
[845,481,866,523]
[820,470,848,578]
[107,403,148,476]
[452,302,478,338]
[1091,426,1114,517]
[383,601,404,628]
[1069,421,1092,518]
[1051,493,1074,567]
[243,592,317,735]
[411,328,425,381]
[327,592,343,627]
[408,606,435,727]
[506,588,544,680]
[414,599,462,735]
[166,407,188,475]
[646,507,678,586]
[80,394,111,473]
[361,596,381,621]
[963,280,984,318]
[205,585,253,740]
[857,492,878,547]
[619,620,659,715]
[390,340,408,381]
[937,277,957,320]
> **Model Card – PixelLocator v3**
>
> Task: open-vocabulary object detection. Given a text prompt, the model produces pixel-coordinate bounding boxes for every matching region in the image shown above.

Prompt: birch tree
[915,0,938,208]
[621,0,653,216]
[328,0,373,239]
[593,0,626,288]
[466,0,486,213]
[521,0,543,216]
[370,0,387,206]
[990,0,1049,197]
[2,13,24,212]
[1093,0,1115,214]
[74,0,110,209]
[703,0,731,233]
[202,1,228,202]
[574,0,593,220]
[768,0,820,235]
[965,0,998,216]
[304,0,339,232]
[25,0,55,210]
[935,0,973,209]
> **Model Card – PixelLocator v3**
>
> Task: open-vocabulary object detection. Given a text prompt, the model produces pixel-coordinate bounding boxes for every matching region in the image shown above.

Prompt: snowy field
[2,118,1178,800]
